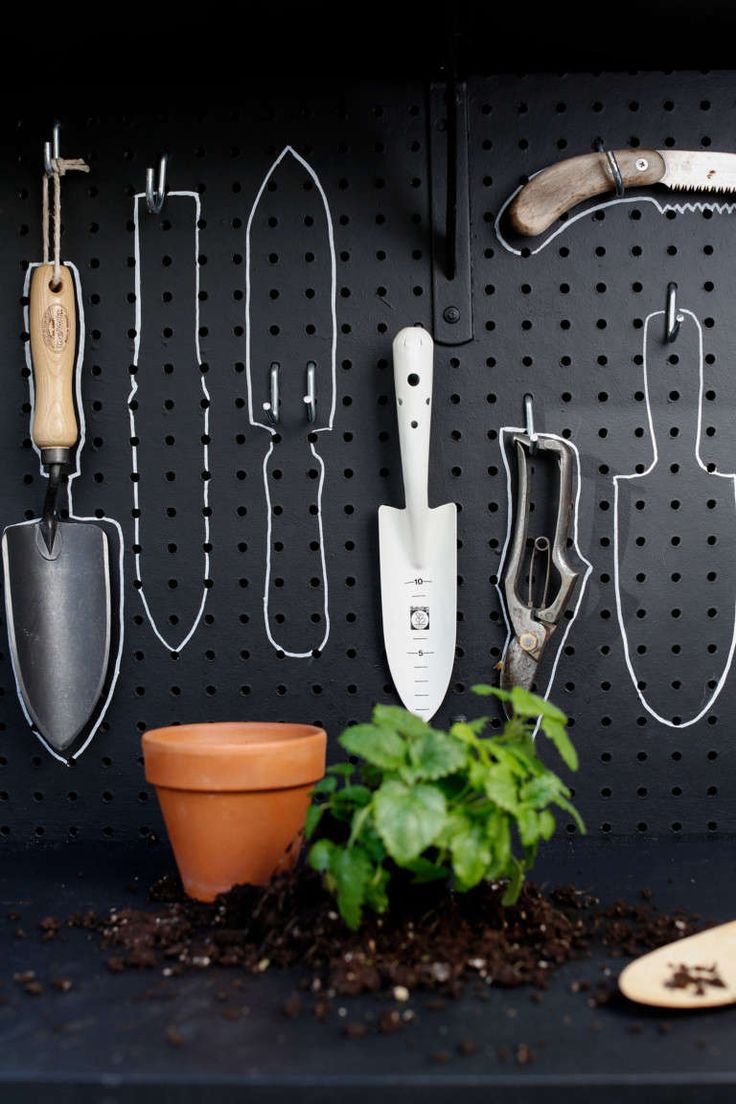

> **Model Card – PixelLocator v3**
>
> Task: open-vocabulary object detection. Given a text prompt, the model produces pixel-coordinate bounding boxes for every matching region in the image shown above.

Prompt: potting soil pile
[67,869,699,1003]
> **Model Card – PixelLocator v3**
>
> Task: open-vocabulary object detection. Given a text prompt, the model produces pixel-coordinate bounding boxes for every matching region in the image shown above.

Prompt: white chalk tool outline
[497,428,593,735]
[245,146,336,658]
[130,191,211,654]
[613,309,736,728]
[2,261,125,764]
[494,187,736,257]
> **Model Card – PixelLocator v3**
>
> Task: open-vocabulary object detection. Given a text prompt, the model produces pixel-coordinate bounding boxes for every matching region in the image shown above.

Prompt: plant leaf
[374,779,447,865]
[329,763,356,778]
[450,718,488,744]
[503,741,544,775]
[486,811,511,874]
[357,824,388,863]
[410,729,467,781]
[516,806,540,847]
[403,856,450,883]
[488,743,530,778]
[553,793,587,834]
[483,764,519,812]
[541,717,579,771]
[311,775,338,795]
[509,685,567,723]
[304,802,327,840]
[521,772,567,808]
[364,863,391,913]
[502,857,525,905]
[538,809,556,840]
[471,684,509,700]
[450,822,492,890]
[347,803,373,848]
[339,724,406,770]
[330,846,373,930]
[333,785,373,807]
[372,704,430,739]
[308,838,334,873]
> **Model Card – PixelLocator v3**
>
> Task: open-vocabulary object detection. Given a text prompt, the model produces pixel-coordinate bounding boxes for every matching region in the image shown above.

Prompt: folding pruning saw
[509,148,736,237]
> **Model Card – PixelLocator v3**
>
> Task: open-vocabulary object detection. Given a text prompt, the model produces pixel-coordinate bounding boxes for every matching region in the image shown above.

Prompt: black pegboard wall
[1,73,735,843]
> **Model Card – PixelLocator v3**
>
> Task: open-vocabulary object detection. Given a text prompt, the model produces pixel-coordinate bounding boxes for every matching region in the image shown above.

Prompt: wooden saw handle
[29,263,78,453]
[508,149,666,237]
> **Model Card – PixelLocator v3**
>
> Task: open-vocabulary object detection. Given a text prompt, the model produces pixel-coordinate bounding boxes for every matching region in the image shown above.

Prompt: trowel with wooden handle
[379,327,457,720]
[509,148,736,237]
[2,264,120,760]
[620,921,736,1010]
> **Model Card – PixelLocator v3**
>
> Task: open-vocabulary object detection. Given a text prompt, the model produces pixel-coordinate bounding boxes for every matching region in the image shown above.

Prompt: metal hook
[145,154,168,214]
[665,281,684,343]
[263,362,280,425]
[304,361,317,424]
[523,392,537,453]
[594,138,625,198]
[43,122,61,176]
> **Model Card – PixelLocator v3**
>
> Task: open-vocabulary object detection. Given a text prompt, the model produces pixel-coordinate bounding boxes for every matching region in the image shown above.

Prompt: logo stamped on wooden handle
[41,303,69,352]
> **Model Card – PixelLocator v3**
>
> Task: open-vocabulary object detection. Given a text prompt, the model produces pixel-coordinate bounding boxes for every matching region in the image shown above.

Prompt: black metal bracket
[428,54,473,346]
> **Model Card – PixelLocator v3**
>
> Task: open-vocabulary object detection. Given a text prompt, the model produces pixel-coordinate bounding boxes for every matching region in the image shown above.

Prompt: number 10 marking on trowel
[379,328,457,720]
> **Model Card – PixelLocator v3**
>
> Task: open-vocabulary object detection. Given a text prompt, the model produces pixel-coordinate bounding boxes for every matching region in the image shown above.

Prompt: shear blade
[501,637,539,700]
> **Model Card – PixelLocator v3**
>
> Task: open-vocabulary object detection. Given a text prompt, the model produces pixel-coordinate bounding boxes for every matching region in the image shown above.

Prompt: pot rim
[142,721,327,792]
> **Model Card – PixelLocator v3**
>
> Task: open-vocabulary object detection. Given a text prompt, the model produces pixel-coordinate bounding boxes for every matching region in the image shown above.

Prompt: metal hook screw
[43,122,61,176]
[263,362,280,425]
[665,281,683,343]
[304,361,317,424]
[145,154,168,214]
[524,392,537,452]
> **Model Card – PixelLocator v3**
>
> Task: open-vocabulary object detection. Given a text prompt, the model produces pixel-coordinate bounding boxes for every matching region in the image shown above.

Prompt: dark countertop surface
[0,836,734,1102]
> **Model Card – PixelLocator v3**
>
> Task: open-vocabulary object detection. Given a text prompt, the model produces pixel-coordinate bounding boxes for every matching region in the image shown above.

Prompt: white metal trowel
[378,327,457,720]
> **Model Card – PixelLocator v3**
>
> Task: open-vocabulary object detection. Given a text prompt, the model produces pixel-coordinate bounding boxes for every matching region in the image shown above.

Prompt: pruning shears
[500,432,582,711]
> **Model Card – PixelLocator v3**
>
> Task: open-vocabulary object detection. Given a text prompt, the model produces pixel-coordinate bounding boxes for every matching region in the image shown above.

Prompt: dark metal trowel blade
[2,519,111,755]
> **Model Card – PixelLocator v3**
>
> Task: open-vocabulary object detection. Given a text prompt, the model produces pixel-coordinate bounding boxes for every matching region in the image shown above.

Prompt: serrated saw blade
[660,150,736,194]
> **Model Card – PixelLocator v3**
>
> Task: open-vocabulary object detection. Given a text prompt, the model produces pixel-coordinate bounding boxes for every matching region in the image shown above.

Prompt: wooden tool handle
[509,150,666,237]
[29,264,78,453]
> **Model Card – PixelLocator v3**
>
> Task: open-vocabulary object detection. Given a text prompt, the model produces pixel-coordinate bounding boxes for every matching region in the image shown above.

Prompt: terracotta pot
[143,722,326,902]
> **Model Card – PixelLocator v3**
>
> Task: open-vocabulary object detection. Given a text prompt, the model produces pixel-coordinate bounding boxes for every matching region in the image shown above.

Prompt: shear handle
[504,434,581,635]
[536,436,582,626]
[503,434,536,639]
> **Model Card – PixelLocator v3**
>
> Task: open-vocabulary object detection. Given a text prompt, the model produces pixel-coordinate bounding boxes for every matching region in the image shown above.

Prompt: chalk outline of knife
[244,146,337,658]
[129,191,212,654]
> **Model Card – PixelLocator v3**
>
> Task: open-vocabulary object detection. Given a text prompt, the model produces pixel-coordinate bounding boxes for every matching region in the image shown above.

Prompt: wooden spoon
[619,922,736,1009]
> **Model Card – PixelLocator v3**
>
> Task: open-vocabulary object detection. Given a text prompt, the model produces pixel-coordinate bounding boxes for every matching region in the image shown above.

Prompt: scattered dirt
[7,868,704,1064]
[59,868,700,1006]
[664,962,727,997]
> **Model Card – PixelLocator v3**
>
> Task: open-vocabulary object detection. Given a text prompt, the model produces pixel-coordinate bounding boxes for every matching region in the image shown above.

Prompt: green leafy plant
[306,685,584,929]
